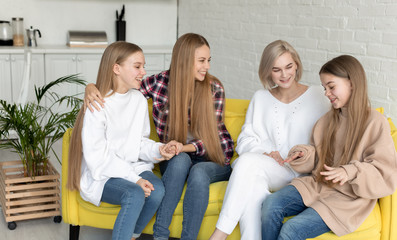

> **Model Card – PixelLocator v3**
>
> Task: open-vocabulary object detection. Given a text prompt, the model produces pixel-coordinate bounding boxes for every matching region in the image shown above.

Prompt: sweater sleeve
[236,92,271,155]
[341,114,397,199]
[82,107,141,183]
[287,144,316,174]
[139,106,163,162]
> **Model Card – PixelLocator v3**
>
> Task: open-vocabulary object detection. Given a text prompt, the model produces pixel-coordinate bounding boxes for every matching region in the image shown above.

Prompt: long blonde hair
[258,40,303,90]
[166,33,225,165]
[67,42,143,191]
[315,55,370,183]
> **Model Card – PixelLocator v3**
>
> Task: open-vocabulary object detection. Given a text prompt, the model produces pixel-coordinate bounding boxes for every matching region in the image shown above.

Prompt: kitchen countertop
[0,45,173,54]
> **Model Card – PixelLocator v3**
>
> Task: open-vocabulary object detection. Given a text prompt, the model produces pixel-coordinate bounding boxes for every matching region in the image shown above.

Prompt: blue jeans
[153,152,232,240]
[101,171,165,240]
[261,185,330,240]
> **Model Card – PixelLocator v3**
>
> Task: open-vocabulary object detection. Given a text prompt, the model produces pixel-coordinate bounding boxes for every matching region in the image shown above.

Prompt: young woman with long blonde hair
[210,40,330,240]
[68,41,176,240]
[84,33,234,240]
[261,55,397,240]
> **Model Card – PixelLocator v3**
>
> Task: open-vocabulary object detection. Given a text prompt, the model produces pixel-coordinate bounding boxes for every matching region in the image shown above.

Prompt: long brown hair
[315,55,370,182]
[166,33,225,165]
[67,42,143,191]
[258,40,303,90]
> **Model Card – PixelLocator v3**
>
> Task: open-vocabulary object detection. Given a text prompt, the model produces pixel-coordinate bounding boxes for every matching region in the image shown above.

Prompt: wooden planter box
[0,160,61,229]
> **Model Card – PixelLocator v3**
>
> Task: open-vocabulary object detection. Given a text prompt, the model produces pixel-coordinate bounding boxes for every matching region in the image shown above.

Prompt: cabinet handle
[72,57,76,62]
[5,57,10,62]
[77,57,82,62]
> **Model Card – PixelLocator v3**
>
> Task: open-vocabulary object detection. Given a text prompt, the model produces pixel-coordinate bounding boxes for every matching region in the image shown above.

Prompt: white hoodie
[80,89,163,206]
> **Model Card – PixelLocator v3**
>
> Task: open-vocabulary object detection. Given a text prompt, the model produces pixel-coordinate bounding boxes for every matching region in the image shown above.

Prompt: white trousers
[216,152,297,240]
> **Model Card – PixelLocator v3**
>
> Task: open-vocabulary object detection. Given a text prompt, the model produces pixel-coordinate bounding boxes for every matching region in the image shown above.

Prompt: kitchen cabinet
[0,53,45,104]
[0,54,12,103]
[45,53,102,95]
[0,45,172,112]
[144,53,171,77]
[45,53,103,113]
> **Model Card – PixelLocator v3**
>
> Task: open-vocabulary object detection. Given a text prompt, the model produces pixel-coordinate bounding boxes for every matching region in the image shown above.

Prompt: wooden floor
[0,214,160,239]
[0,214,112,240]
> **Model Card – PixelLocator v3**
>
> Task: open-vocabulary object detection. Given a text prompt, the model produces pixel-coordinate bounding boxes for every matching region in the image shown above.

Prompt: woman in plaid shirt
[85,33,234,240]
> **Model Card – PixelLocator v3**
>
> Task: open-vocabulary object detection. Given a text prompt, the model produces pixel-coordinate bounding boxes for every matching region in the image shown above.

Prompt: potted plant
[0,74,85,230]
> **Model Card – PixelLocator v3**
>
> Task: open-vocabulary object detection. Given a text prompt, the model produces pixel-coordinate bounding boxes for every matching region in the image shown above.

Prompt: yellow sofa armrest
[61,128,80,225]
[379,191,397,240]
[379,112,397,240]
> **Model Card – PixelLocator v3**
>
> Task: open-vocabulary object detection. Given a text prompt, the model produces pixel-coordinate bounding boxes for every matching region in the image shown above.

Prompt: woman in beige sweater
[261,55,397,240]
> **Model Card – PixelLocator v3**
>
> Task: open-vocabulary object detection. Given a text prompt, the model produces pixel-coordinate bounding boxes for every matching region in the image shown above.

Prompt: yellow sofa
[61,99,397,240]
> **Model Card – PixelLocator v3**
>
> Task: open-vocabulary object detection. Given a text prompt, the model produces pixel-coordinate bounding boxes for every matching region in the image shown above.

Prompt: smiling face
[271,52,298,89]
[113,51,146,93]
[321,73,352,109]
[194,45,211,81]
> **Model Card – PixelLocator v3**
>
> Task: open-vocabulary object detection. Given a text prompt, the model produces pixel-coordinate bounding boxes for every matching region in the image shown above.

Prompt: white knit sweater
[235,86,330,161]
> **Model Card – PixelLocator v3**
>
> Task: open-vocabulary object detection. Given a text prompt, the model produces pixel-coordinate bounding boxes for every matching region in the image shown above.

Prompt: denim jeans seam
[296,208,330,239]
[210,167,231,182]
[154,153,191,239]
[102,179,140,240]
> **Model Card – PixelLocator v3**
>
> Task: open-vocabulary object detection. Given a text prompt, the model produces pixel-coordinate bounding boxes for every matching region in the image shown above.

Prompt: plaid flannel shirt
[140,70,234,165]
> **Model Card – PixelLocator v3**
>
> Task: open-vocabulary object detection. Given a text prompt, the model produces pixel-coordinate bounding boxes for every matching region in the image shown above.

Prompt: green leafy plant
[0,74,86,178]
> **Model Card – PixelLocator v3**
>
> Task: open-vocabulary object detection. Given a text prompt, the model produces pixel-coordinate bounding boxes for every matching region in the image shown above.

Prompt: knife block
[116,20,126,41]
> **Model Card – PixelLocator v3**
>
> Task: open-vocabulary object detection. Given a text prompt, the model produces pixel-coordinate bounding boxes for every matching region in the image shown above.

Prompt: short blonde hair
[258,40,303,90]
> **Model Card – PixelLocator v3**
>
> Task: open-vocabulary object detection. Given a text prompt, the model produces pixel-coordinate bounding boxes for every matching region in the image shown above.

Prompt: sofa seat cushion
[76,195,119,229]
[77,195,120,214]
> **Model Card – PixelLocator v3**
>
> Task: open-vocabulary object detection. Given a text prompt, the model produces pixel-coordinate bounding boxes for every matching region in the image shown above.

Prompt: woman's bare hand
[136,178,154,197]
[320,164,348,185]
[264,151,284,165]
[282,151,304,165]
[165,140,184,155]
[84,83,105,112]
[156,144,176,161]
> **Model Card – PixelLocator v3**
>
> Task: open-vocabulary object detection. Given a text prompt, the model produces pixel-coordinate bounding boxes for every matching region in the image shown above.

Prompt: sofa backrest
[147,98,250,161]
[147,100,397,162]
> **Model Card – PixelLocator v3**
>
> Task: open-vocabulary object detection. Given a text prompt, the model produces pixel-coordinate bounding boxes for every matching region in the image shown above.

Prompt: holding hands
[283,151,305,165]
[264,151,284,165]
[157,140,184,161]
[273,150,348,186]
[264,151,304,166]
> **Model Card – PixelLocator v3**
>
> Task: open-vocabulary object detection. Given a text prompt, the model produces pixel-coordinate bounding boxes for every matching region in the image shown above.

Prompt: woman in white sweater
[210,40,330,240]
[67,42,176,240]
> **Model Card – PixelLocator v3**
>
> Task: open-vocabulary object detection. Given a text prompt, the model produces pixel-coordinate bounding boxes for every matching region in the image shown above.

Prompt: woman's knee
[165,152,191,173]
[185,166,211,195]
[233,152,263,172]
[149,181,165,204]
[121,185,145,207]
[278,219,301,240]
[261,193,282,220]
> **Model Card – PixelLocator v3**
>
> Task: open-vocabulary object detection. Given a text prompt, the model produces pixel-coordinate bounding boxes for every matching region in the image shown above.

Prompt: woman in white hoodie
[67,41,176,240]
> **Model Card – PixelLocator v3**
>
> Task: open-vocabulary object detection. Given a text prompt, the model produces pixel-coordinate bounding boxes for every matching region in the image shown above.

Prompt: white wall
[1,0,177,46]
[179,0,397,122]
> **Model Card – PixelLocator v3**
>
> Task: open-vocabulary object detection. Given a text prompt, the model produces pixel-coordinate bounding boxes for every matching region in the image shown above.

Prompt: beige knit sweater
[288,108,397,236]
